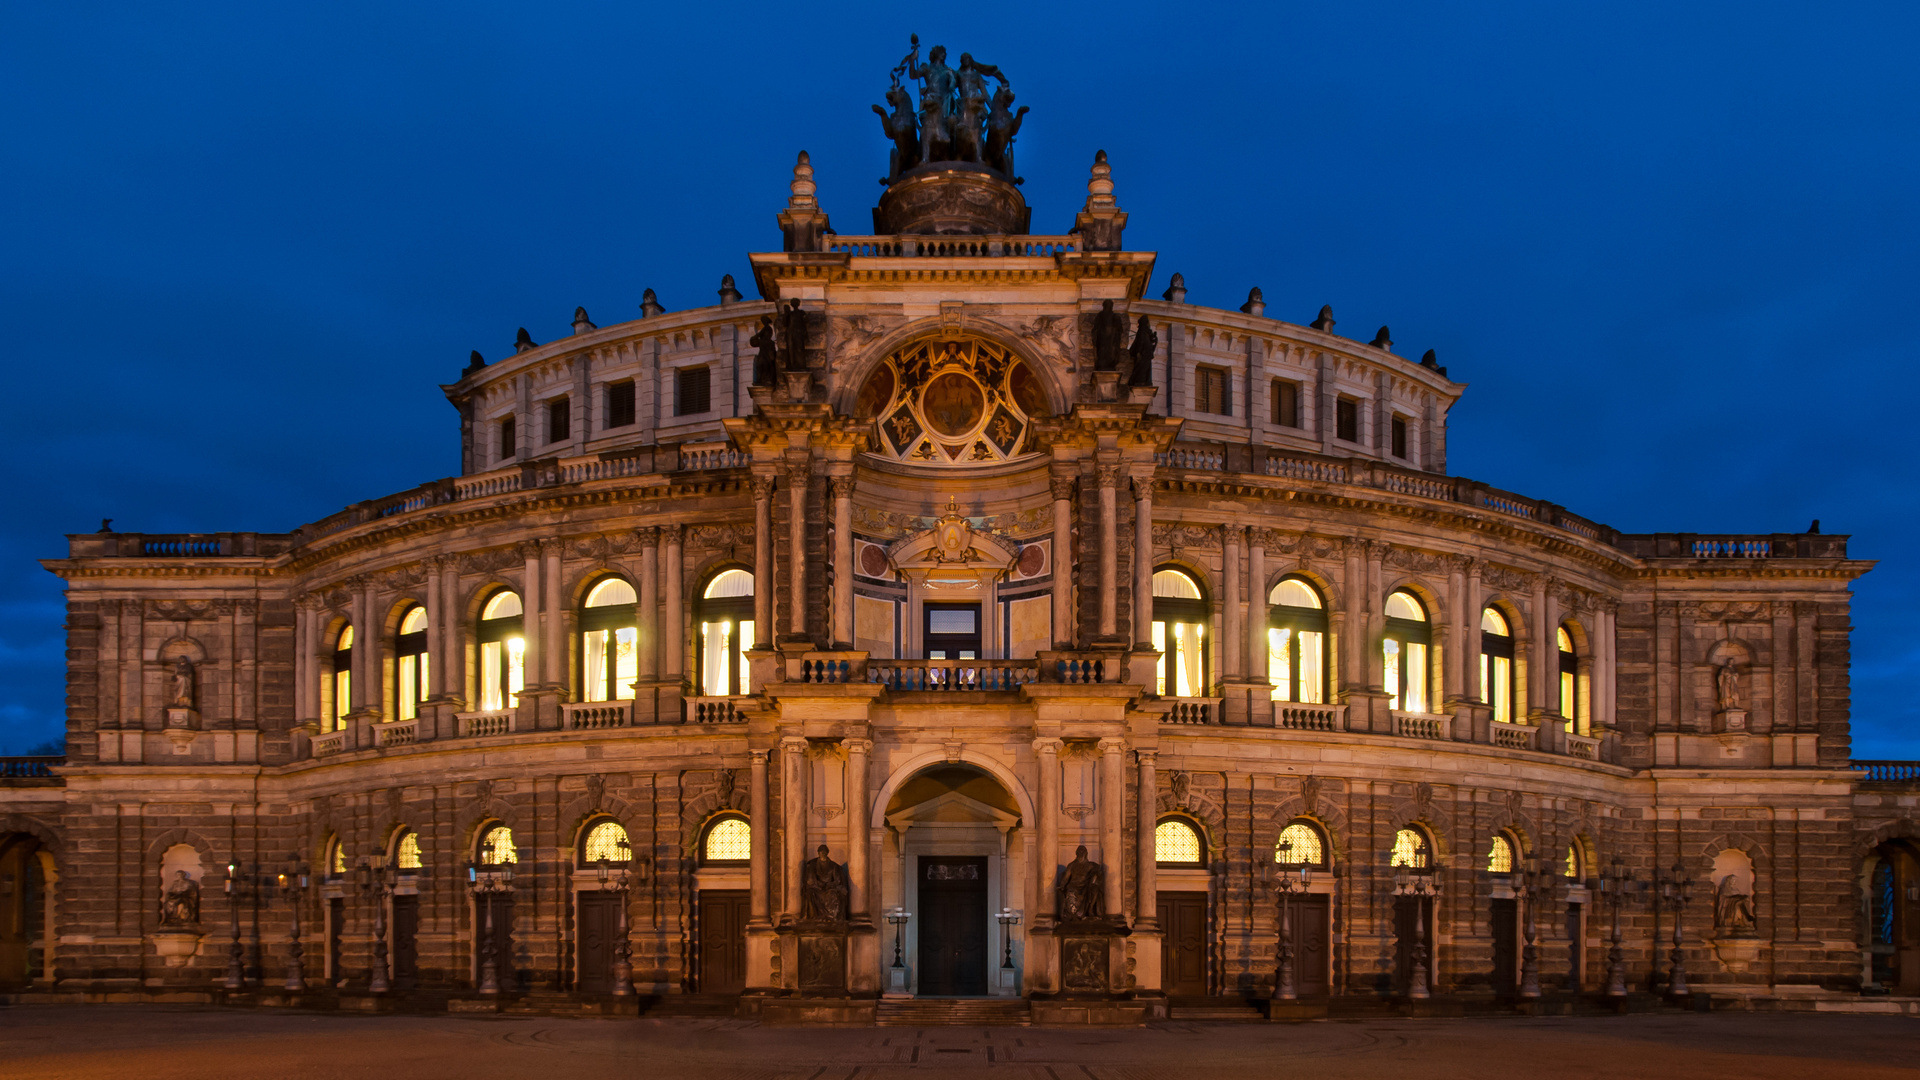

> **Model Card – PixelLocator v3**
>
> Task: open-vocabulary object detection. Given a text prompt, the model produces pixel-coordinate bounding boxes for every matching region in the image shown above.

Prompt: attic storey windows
[547,397,571,444]
[1195,365,1231,416]
[497,416,516,464]
[1271,379,1300,428]
[606,380,636,429]
[1336,398,1359,443]
[1392,416,1408,459]
[675,365,712,417]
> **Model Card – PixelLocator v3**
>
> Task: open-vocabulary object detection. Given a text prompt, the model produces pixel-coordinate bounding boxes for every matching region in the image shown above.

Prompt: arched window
[702,815,751,865]
[477,591,525,712]
[1276,821,1328,868]
[1557,625,1578,730]
[1564,841,1584,881]
[1268,577,1327,704]
[1481,608,1515,724]
[325,835,347,878]
[580,578,638,703]
[1155,819,1205,866]
[396,606,428,722]
[394,829,422,872]
[1487,833,1516,875]
[696,569,755,696]
[581,819,631,865]
[478,824,516,865]
[329,625,353,733]
[1390,826,1432,869]
[1383,590,1430,713]
[1152,568,1208,697]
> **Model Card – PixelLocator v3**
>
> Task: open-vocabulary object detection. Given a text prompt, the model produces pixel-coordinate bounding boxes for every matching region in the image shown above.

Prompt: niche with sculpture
[1709,848,1763,974]
[151,843,205,967]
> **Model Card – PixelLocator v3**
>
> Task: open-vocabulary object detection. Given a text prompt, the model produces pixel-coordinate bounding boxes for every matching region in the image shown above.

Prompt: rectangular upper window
[675,365,712,417]
[547,397,570,444]
[1336,398,1359,443]
[1392,416,1408,459]
[498,416,516,463]
[1271,379,1299,428]
[606,381,636,429]
[1195,365,1231,417]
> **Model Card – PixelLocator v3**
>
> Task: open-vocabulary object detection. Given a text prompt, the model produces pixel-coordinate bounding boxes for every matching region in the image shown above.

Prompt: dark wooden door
[918,856,987,995]
[477,893,515,988]
[577,891,620,994]
[1156,892,1208,996]
[328,898,345,987]
[1293,895,1330,996]
[697,890,749,994]
[1393,895,1435,995]
[390,894,419,990]
[1490,898,1519,999]
[1564,902,1583,991]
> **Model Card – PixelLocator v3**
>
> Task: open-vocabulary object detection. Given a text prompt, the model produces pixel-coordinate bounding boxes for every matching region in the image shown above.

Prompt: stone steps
[640,992,741,1018]
[876,998,1032,1026]
[1166,996,1266,1022]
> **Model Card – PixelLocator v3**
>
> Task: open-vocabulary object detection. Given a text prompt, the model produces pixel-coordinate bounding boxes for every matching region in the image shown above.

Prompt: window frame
[1270,378,1300,428]
[1194,364,1232,417]
[579,817,632,868]
[328,623,353,732]
[1151,567,1210,698]
[498,415,516,464]
[1382,590,1432,713]
[395,604,428,722]
[1390,825,1434,870]
[1267,576,1328,704]
[605,380,636,429]
[1391,415,1408,459]
[1481,607,1516,725]
[700,813,751,867]
[546,396,570,444]
[1275,819,1330,869]
[1335,397,1359,443]
[674,364,713,417]
[693,568,755,697]
[1557,625,1579,727]
[1154,816,1208,868]
[579,576,639,703]
[476,590,525,712]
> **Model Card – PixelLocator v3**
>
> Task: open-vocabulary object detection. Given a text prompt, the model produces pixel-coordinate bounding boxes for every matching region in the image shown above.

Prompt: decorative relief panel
[855,337,1049,466]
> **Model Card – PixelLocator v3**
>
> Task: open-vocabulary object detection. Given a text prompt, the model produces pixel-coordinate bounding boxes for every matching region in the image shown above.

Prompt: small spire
[718,274,742,305]
[1240,287,1266,316]
[788,150,817,210]
[1370,325,1393,351]
[640,289,665,318]
[1421,349,1440,370]
[1807,519,1821,534]
[464,349,487,375]
[514,328,536,353]
[572,307,596,335]
[1085,149,1115,210]
[99,518,114,533]
[1310,305,1336,332]
[1161,272,1187,304]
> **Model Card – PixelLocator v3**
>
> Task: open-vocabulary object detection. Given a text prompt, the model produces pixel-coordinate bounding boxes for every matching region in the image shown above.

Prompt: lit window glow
[1156,820,1203,864]
[1390,828,1429,869]
[704,817,750,862]
[1277,822,1324,865]
[583,820,629,864]
[480,825,515,864]
[1487,835,1514,874]
[396,831,421,870]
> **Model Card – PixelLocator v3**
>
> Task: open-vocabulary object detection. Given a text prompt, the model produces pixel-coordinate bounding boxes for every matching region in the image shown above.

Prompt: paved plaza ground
[2,1006,1916,1079]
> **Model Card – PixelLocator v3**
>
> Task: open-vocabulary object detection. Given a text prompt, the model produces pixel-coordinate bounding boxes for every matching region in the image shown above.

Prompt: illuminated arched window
[1558,625,1579,732]
[1564,842,1584,881]
[395,830,422,871]
[697,570,755,697]
[1276,821,1327,867]
[397,606,428,722]
[581,577,639,703]
[1383,591,1430,713]
[478,591,525,712]
[1152,568,1208,697]
[1155,819,1204,866]
[1481,607,1515,724]
[581,820,631,865]
[328,624,353,733]
[326,835,347,878]
[702,815,751,864]
[1390,827,1431,869]
[1487,834,1515,875]
[478,824,516,865]
[1267,577,1327,704]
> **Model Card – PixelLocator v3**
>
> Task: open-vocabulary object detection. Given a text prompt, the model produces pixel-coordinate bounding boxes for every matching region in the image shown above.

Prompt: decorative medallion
[855,336,1047,465]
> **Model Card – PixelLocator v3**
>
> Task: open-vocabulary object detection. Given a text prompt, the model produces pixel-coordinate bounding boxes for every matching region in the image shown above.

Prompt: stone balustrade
[1273,702,1347,732]
[1489,719,1540,751]
[867,659,1039,692]
[685,696,749,724]
[311,729,348,757]
[0,756,62,780]
[562,702,631,730]
[374,718,418,748]
[456,710,514,738]
[1391,710,1452,741]
[821,234,1081,257]
[1162,697,1223,724]
[1854,761,1920,784]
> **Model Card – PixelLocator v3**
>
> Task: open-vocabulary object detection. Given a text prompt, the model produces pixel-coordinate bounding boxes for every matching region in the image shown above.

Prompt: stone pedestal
[150,930,202,968]
[1711,936,1764,974]
[1716,708,1749,733]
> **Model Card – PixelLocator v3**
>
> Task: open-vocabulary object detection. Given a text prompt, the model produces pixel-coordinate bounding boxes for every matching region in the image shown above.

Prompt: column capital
[1129,473,1154,499]
[1050,475,1077,501]
[829,475,856,500]
[516,540,543,561]
[750,471,779,501]
[784,457,812,486]
[661,522,684,544]
[1097,736,1127,755]
[1095,463,1123,488]
[635,525,660,547]
[1135,748,1158,766]
[539,535,564,556]
[844,737,873,755]
[1031,736,1063,756]
[780,735,808,752]
[749,748,770,764]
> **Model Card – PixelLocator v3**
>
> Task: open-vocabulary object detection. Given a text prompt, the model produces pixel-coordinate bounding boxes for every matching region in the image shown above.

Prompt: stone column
[638,528,659,682]
[1530,576,1551,717]
[1097,464,1120,638]
[1051,471,1075,647]
[352,579,376,714]
[1464,559,1484,702]
[749,748,771,926]
[543,538,564,689]
[1135,750,1158,928]
[663,524,684,681]
[1222,528,1242,680]
[1364,541,1385,693]
[521,542,543,692]
[781,736,808,918]
[1340,540,1364,692]
[845,738,872,918]
[752,473,776,647]
[1132,472,1154,647]
[1444,556,1468,704]
[1099,737,1126,919]
[1595,603,1614,733]
[1034,738,1062,920]
[1246,530,1266,683]
[294,601,313,723]
[440,557,464,704]
[1542,581,1563,717]
[787,459,810,638]
[831,475,855,649]
[425,558,444,699]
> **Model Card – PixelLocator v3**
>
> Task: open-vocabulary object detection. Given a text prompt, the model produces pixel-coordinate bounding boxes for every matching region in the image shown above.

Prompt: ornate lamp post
[357,854,398,993]
[276,858,310,993]
[1514,856,1551,1001]
[996,908,1022,971]
[1659,861,1693,997]
[1268,839,1311,1002]
[594,839,636,997]
[1598,857,1634,997]
[886,907,910,970]
[467,839,516,996]
[223,860,258,990]
[1396,859,1442,1001]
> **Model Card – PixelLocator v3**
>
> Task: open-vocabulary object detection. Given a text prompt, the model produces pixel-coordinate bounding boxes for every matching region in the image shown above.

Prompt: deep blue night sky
[2,3,1914,756]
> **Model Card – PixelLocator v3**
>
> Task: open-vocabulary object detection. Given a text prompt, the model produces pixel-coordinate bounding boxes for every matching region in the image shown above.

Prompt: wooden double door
[476,894,515,988]
[390,894,419,989]
[577,891,622,994]
[918,856,988,995]
[698,890,750,994]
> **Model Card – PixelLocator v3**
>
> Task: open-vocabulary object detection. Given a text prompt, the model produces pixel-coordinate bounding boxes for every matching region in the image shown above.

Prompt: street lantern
[1397,858,1442,1001]
[277,856,311,993]
[995,908,1022,971]
[467,839,518,996]
[1659,861,1694,997]
[1598,856,1634,997]
[885,907,910,969]
[1268,839,1312,1002]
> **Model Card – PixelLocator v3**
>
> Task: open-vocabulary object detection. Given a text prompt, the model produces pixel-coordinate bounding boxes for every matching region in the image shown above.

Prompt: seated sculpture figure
[1058,844,1104,922]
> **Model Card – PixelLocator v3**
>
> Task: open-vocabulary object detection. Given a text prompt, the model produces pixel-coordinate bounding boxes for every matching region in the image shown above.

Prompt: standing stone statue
[952,54,1004,164]
[1716,660,1742,712]
[159,870,201,927]
[905,41,958,167]
[749,316,778,387]
[1058,844,1104,922]
[168,656,195,709]
[1126,314,1158,387]
[800,845,849,922]
[1092,300,1127,372]
[780,300,810,372]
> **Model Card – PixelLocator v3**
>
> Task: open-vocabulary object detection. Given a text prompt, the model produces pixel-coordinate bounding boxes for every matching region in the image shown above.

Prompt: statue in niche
[749,316,778,387]
[168,656,195,710]
[800,845,849,923]
[1713,871,1757,935]
[1126,315,1158,387]
[1058,844,1105,922]
[780,300,810,372]
[159,870,201,927]
[1092,300,1127,372]
[1716,660,1742,712]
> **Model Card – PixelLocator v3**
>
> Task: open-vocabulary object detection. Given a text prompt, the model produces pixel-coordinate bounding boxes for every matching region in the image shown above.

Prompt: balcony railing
[1274,702,1346,732]
[1489,720,1539,751]
[374,719,418,748]
[1853,761,1920,783]
[311,729,348,758]
[821,234,1081,258]
[1567,733,1601,760]
[456,710,514,738]
[0,756,62,780]
[1163,697,1223,724]
[563,702,631,730]
[868,660,1039,692]
[686,696,750,723]
[1392,710,1453,741]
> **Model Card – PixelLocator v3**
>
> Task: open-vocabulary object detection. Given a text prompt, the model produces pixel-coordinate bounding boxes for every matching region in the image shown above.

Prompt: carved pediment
[885,503,1020,573]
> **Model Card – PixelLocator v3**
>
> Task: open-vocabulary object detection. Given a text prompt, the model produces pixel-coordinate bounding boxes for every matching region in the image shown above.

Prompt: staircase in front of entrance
[876,997,1032,1026]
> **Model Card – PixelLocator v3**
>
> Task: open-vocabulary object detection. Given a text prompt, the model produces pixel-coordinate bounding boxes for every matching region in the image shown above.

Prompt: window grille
[606,381,636,428]
[1271,379,1299,428]
[676,365,712,416]
[1155,820,1203,864]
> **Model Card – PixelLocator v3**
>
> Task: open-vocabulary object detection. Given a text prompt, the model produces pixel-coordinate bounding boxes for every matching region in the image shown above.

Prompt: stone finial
[1240,287,1266,316]
[718,274,743,305]
[1808,519,1821,534]
[1310,305,1336,332]
[1085,149,1115,210]
[99,518,114,533]
[1370,325,1393,351]
[464,349,487,375]
[640,289,666,318]
[788,150,817,210]
[1073,149,1128,251]
[1421,348,1438,368]
[514,328,537,353]
[572,307,596,335]
[1161,272,1187,303]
